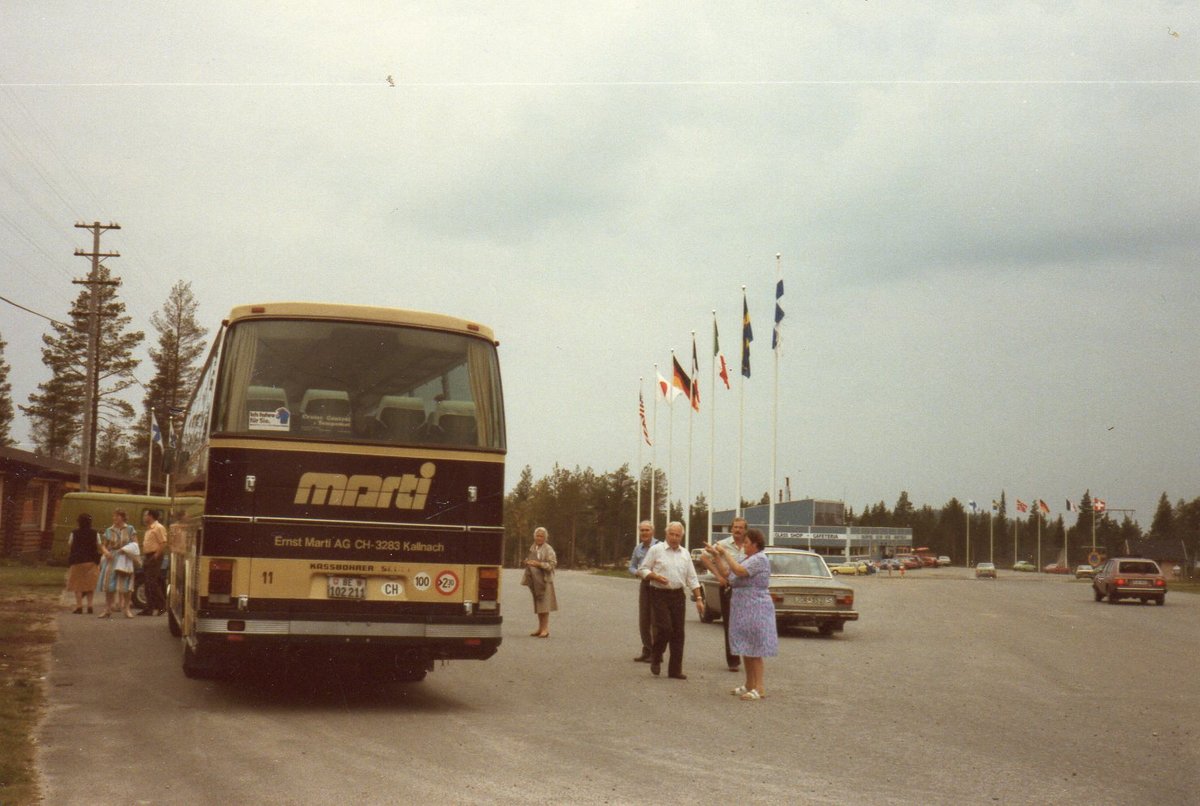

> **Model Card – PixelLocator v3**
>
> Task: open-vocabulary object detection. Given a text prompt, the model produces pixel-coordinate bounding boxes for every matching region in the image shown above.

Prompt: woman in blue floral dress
[709,528,777,700]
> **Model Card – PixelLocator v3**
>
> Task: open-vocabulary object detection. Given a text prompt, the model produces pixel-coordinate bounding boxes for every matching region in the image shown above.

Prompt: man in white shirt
[638,521,703,679]
[701,516,748,672]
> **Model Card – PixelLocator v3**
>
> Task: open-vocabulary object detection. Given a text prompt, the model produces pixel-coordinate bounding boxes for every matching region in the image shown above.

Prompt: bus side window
[299,389,352,436]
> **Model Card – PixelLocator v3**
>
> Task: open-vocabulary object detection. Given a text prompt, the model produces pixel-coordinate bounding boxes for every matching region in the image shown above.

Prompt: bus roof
[226,303,496,342]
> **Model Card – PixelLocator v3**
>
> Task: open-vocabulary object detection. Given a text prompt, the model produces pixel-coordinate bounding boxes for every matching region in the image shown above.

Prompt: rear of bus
[174,303,505,680]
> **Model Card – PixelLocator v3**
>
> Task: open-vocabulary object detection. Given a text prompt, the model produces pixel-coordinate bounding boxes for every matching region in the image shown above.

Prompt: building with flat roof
[711,498,913,561]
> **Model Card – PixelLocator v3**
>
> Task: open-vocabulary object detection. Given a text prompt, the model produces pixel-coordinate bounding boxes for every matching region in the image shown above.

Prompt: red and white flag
[1016,499,1029,513]
[1093,498,1107,513]
[656,370,678,403]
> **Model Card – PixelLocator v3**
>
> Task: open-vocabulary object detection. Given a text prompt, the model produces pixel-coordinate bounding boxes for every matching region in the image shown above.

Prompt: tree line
[503,465,1200,569]
[0,270,206,485]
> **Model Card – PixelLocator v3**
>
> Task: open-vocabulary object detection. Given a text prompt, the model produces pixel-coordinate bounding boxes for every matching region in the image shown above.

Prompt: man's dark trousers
[143,555,164,613]
[638,578,654,655]
[720,583,739,669]
[650,587,686,676]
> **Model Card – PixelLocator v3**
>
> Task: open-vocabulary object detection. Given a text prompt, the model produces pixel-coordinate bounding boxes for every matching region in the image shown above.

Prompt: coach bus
[167,303,505,680]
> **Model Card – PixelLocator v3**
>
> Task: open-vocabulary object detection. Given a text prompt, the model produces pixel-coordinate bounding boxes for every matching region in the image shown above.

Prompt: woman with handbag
[520,527,557,638]
[96,509,139,618]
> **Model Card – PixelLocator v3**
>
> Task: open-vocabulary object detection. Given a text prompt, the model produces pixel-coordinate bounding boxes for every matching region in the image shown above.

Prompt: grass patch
[1169,579,1200,595]
[0,560,62,806]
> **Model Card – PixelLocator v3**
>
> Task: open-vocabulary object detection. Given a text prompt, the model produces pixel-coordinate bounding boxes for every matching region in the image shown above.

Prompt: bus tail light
[477,567,499,611]
[209,559,234,604]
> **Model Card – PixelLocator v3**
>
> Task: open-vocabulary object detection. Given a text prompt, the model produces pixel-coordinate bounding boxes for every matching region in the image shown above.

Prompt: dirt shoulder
[0,562,63,806]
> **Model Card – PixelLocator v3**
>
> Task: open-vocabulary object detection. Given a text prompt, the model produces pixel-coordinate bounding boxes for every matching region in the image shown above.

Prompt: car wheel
[1108,590,1121,604]
[1155,596,1165,606]
[133,581,148,610]
[1093,587,1103,602]
[394,667,427,683]
[818,622,836,637]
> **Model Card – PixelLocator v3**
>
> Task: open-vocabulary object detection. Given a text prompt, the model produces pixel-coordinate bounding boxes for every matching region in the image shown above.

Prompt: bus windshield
[213,319,504,450]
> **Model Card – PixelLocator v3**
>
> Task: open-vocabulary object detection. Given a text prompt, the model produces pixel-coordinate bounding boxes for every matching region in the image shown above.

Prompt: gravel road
[37,567,1200,805]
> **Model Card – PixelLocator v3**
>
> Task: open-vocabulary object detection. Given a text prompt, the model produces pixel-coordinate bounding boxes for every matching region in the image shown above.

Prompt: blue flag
[151,415,164,449]
[741,292,753,378]
[772,278,784,351]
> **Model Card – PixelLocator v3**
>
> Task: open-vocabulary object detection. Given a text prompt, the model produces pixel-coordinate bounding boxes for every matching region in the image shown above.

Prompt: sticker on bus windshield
[249,407,291,431]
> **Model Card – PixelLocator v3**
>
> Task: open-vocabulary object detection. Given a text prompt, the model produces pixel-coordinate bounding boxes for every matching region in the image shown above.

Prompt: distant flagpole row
[964,495,1112,571]
[637,258,785,546]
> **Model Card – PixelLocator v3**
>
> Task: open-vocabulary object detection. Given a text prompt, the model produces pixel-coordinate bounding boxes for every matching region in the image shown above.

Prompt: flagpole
[636,378,643,540]
[966,508,971,568]
[1036,506,1042,573]
[686,332,695,551]
[737,286,746,519]
[668,349,675,528]
[989,508,994,564]
[146,409,153,496]
[708,311,717,546]
[651,364,658,533]
[1013,519,1018,566]
[769,254,781,547]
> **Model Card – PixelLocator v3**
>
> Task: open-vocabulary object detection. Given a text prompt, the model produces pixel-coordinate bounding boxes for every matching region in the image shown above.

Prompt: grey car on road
[699,548,858,636]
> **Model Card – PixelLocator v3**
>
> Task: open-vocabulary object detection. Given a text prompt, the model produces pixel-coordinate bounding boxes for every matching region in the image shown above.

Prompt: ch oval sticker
[435,570,459,596]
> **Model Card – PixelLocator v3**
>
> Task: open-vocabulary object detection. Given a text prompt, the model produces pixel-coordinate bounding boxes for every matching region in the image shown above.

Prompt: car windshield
[768,553,831,578]
[1118,561,1159,574]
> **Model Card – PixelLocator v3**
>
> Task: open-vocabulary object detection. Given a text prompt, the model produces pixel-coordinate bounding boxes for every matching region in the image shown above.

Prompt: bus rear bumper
[193,615,502,663]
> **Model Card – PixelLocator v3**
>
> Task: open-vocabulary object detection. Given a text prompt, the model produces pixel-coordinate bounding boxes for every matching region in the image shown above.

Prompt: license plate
[328,576,366,599]
[793,594,834,606]
[1131,580,1150,587]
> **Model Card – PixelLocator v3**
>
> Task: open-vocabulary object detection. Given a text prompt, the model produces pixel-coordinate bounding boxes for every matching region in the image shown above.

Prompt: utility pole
[73,221,120,491]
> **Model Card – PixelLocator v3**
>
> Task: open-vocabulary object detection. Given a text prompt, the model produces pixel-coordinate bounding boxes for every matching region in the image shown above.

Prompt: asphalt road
[38,568,1200,805]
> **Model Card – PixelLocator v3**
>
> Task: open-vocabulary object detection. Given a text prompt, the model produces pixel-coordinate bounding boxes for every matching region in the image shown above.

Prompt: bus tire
[182,641,216,680]
[167,608,182,638]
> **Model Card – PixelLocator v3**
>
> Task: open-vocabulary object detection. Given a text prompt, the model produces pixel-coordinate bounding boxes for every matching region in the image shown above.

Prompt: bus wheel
[167,608,182,638]
[182,641,216,679]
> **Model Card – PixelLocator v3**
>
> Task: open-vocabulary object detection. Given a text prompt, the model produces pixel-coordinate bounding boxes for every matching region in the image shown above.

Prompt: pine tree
[1149,492,1174,539]
[20,265,143,461]
[142,281,207,478]
[0,333,13,446]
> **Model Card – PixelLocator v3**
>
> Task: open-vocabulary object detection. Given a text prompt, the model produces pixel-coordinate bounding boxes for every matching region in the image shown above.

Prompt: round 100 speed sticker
[435,570,459,596]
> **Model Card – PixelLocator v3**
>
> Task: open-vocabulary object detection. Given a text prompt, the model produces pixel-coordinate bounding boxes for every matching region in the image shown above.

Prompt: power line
[0,292,72,328]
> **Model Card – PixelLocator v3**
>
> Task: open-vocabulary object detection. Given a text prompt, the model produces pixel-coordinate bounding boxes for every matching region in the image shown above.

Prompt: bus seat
[299,389,352,436]
[245,386,289,430]
[433,400,477,446]
[375,395,426,441]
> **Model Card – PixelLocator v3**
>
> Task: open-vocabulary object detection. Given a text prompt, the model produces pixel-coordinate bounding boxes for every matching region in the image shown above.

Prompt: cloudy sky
[2,3,1197,527]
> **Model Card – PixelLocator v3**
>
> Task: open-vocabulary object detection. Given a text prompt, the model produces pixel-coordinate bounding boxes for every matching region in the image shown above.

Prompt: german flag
[672,356,693,407]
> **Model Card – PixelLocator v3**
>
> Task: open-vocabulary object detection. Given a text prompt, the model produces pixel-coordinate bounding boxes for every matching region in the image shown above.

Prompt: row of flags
[966,497,1109,516]
[641,280,784,444]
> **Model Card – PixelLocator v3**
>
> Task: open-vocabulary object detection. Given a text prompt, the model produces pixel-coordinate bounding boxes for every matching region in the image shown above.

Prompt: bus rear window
[214,319,504,450]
